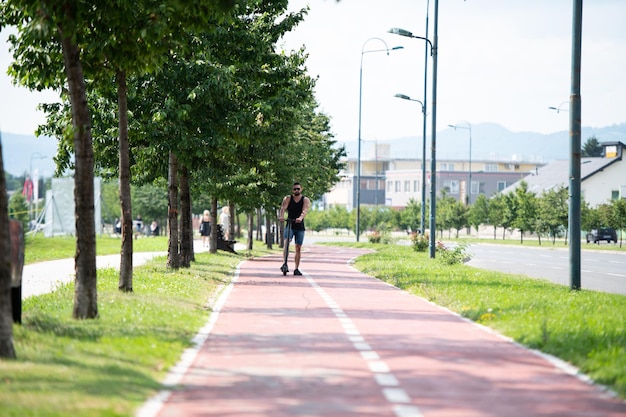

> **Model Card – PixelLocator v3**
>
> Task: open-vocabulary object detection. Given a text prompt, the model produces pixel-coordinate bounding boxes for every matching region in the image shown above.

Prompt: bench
[216,224,237,253]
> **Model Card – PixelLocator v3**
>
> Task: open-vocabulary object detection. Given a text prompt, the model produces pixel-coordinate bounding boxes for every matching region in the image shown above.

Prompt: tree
[611,198,626,247]
[448,201,469,238]
[488,194,506,240]
[511,181,537,243]
[2,1,100,318]
[399,199,422,233]
[536,186,568,244]
[582,136,603,157]
[0,136,17,358]
[469,194,489,236]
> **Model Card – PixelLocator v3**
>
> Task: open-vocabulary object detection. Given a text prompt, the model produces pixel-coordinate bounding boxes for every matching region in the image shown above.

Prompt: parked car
[586,228,618,244]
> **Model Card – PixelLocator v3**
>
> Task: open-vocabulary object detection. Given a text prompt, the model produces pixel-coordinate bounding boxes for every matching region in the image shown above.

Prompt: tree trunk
[229,202,235,239]
[265,211,272,249]
[0,139,16,358]
[117,69,133,292]
[247,213,254,250]
[209,198,218,254]
[167,152,180,269]
[61,35,98,319]
[256,208,263,241]
[179,166,192,267]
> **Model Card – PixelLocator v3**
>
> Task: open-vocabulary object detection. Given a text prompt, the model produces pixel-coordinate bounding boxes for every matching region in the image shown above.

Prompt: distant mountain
[340,123,626,163]
[1,132,59,177]
[3,123,626,177]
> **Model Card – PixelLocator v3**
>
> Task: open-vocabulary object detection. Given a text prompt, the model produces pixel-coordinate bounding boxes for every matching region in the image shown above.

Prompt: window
[413,180,420,193]
[444,180,459,194]
[404,180,411,192]
[470,181,479,195]
[497,181,507,192]
[485,163,498,172]
[387,181,393,192]
[611,190,619,200]
[395,181,401,192]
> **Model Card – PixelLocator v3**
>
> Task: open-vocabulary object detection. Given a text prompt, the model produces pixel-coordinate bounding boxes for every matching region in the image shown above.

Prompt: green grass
[3,236,625,416]
[345,243,626,399]
[24,234,170,264]
[2,237,276,417]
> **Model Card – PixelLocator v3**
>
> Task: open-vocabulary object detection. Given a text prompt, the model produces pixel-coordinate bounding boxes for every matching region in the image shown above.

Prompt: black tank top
[287,196,305,230]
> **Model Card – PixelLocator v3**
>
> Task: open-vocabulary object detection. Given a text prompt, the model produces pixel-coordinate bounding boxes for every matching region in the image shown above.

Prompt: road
[465,243,626,295]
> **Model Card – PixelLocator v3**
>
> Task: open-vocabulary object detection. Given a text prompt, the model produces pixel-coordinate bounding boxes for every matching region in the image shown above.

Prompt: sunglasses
[293,188,301,191]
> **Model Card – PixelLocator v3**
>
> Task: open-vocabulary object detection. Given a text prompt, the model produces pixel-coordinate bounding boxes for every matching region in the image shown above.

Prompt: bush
[436,241,470,265]
[368,228,393,244]
[368,230,381,243]
[410,232,429,252]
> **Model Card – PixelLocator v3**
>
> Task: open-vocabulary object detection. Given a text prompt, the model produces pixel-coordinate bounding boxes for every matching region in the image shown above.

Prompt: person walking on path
[219,206,231,240]
[138,244,626,417]
[278,182,310,276]
[199,210,211,248]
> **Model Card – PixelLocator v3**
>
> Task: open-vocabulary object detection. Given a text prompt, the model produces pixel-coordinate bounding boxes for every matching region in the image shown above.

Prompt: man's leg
[294,244,302,269]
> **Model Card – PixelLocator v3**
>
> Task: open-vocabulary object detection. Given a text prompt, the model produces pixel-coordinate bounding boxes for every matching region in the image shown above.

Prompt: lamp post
[389,3,438,258]
[356,38,403,242]
[29,152,47,221]
[448,121,472,205]
[394,93,426,235]
[570,0,583,290]
[548,101,569,113]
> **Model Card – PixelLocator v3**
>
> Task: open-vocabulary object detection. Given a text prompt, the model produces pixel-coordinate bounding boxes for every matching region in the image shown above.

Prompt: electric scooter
[280,219,293,276]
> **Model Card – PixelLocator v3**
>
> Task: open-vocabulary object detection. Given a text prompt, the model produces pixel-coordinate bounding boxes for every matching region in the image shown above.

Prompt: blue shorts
[284,227,305,245]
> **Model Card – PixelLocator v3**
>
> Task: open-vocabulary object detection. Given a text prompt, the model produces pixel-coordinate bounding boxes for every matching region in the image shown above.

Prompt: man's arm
[297,197,311,223]
[278,196,289,221]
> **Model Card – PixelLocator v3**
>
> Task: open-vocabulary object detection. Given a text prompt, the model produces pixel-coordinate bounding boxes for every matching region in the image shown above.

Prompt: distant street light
[548,101,569,113]
[448,121,472,205]
[394,93,427,235]
[389,15,439,258]
[29,152,47,221]
[356,38,403,242]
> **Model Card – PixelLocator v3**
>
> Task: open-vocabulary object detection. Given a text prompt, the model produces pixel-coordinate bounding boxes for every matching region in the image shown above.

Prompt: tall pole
[356,39,402,242]
[429,0,439,258]
[357,55,363,242]
[421,0,430,235]
[449,121,472,205]
[569,0,583,290]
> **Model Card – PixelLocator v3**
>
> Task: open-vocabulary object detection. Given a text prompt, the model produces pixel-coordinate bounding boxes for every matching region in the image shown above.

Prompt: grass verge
[1,245,275,417]
[24,235,170,264]
[345,243,626,400]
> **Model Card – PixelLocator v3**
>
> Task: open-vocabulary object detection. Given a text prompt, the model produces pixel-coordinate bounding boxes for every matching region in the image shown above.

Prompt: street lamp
[389,11,439,258]
[548,101,569,113]
[356,38,403,242]
[29,152,47,221]
[448,121,472,205]
[394,93,427,235]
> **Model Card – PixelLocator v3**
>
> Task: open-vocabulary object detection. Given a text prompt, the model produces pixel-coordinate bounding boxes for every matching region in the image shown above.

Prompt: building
[503,141,626,206]
[324,141,545,210]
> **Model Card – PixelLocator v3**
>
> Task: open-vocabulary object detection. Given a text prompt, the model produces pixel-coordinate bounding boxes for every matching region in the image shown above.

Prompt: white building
[504,141,626,206]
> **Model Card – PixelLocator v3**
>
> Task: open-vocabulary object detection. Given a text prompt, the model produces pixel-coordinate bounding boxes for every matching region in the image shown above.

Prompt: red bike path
[138,244,626,417]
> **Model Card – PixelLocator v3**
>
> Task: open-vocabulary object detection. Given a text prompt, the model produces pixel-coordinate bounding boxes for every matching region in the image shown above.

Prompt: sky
[2,0,625,144]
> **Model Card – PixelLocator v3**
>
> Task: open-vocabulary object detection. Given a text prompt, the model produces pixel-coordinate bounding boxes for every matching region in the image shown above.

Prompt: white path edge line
[346,260,624,402]
[135,262,243,417]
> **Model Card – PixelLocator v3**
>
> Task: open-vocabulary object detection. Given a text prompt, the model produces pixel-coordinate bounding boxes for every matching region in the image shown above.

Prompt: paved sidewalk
[137,245,626,417]
[21,239,233,298]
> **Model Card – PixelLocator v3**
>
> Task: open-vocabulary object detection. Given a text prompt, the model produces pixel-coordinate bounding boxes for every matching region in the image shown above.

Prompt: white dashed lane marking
[303,273,423,417]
